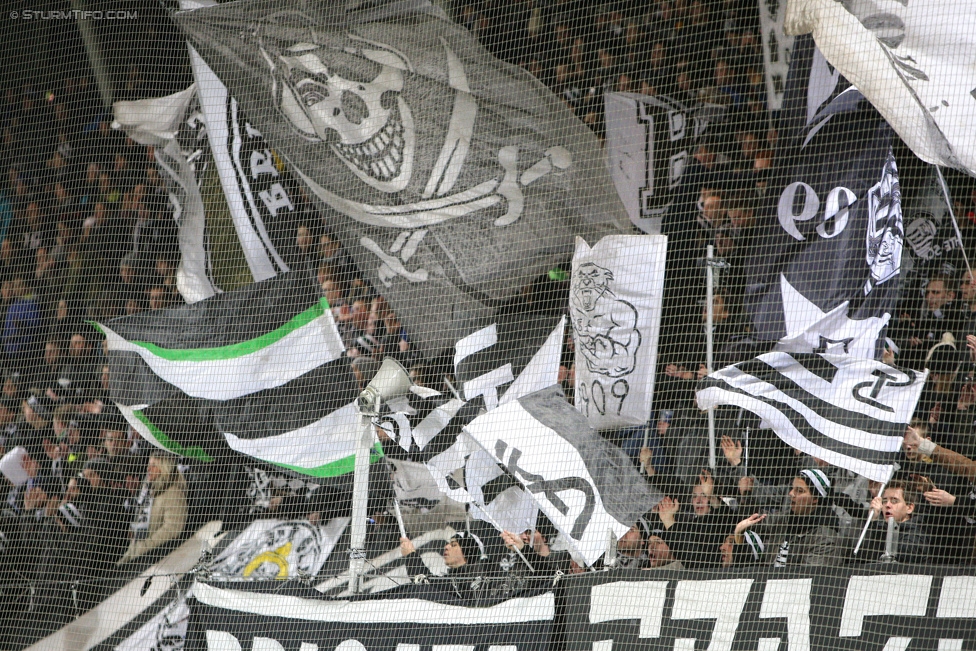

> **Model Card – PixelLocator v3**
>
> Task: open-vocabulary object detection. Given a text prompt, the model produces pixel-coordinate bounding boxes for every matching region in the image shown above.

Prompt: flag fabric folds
[112,85,223,303]
[174,1,628,356]
[461,386,660,566]
[785,0,976,176]
[744,35,905,360]
[696,352,926,483]
[570,235,665,430]
[98,273,345,404]
[101,272,369,478]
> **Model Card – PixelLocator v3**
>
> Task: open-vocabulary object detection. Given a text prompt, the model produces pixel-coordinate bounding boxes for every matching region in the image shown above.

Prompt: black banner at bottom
[561,565,976,651]
[186,580,555,651]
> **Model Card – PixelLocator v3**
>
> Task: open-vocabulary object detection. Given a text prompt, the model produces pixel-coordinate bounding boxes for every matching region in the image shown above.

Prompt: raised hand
[399,536,416,557]
[924,488,957,506]
[721,435,743,466]
[734,513,766,535]
[501,530,525,551]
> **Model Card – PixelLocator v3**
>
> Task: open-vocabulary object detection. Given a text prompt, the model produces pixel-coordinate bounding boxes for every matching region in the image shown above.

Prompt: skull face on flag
[250,11,574,234]
[177,2,627,354]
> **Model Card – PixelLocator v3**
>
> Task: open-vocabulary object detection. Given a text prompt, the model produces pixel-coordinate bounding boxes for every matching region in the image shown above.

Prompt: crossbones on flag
[174,1,629,356]
[460,386,660,566]
[697,352,926,483]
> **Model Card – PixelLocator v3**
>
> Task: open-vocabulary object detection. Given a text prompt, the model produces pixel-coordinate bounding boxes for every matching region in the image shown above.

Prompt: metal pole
[935,165,973,279]
[881,516,897,562]
[706,245,717,470]
[348,414,374,593]
[71,0,114,109]
[853,480,889,556]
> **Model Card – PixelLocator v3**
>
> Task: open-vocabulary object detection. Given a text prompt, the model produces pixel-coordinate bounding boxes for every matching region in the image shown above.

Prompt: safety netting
[1,0,975,649]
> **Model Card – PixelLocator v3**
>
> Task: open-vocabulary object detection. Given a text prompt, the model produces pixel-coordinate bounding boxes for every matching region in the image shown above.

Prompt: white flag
[571,235,665,430]
[697,352,926,482]
[786,0,976,175]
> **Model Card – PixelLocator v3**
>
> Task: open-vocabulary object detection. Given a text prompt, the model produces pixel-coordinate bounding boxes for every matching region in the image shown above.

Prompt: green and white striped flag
[100,273,377,478]
[96,273,345,404]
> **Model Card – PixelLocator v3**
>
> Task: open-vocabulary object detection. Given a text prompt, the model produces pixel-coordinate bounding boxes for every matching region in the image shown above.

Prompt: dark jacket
[741,507,848,567]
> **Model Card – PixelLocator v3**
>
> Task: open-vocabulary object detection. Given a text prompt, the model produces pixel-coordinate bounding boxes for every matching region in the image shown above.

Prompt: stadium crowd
[1,0,976,644]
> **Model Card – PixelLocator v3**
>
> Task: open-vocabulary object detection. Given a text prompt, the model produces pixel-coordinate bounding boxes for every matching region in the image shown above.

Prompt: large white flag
[786,0,976,176]
[462,386,660,566]
[571,235,665,430]
[697,352,926,482]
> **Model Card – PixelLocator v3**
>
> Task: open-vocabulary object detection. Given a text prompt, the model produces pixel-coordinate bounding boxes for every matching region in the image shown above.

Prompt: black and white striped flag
[696,352,926,482]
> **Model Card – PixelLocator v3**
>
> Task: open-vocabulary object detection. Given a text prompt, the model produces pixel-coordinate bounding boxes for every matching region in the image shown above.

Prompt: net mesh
[1,0,975,649]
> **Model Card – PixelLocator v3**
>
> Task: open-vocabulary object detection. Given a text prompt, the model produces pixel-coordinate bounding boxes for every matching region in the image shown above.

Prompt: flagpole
[478,510,535,572]
[706,244,717,470]
[935,165,973,279]
[348,413,373,593]
[853,479,888,556]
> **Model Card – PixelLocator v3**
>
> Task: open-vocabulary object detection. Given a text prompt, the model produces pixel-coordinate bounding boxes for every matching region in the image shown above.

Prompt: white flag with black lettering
[571,235,665,430]
[697,352,926,482]
[604,93,704,234]
[462,386,660,566]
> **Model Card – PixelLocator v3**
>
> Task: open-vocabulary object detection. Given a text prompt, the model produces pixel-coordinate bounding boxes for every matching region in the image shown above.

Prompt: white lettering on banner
[670,579,753,651]
[254,638,287,651]
[937,576,976,618]
[433,646,474,651]
[777,183,856,241]
[592,640,613,651]
[396,646,420,651]
[589,581,668,638]
[337,641,368,651]
[881,639,913,651]
[758,579,812,651]
[250,149,279,179]
[301,645,320,651]
[206,630,242,650]
[259,183,295,216]
[839,574,932,637]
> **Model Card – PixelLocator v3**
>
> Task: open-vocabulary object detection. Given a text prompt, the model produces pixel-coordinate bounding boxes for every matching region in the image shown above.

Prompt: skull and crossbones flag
[744,35,905,361]
[174,1,629,356]
[460,386,661,566]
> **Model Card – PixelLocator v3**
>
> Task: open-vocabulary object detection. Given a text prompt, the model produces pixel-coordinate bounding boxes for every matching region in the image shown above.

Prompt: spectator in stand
[59,331,98,404]
[3,277,42,377]
[895,274,967,370]
[731,469,848,566]
[400,530,485,578]
[653,469,736,568]
[499,529,572,574]
[117,453,187,565]
[858,480,929,564]
[78,458,128,580]
[645,534,682,569]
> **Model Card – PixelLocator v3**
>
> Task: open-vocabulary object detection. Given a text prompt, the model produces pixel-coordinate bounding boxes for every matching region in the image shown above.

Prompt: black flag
[744,35,905,360]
